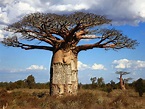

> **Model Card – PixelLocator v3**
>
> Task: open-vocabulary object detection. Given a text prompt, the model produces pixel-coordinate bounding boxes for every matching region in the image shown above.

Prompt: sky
[0,0,145,84]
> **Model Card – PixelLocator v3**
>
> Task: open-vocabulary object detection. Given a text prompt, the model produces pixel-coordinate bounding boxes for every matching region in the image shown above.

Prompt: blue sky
[0,0,145,83]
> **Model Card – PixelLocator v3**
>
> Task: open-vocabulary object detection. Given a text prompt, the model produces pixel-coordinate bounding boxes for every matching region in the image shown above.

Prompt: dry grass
[0,88,145,109]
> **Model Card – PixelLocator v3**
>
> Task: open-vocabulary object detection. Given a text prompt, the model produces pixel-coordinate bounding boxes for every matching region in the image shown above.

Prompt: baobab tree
[1,12,138,96]
[116,71,132,90]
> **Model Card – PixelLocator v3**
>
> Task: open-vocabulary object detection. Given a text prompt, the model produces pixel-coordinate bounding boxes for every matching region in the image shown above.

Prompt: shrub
[134,78,145,97]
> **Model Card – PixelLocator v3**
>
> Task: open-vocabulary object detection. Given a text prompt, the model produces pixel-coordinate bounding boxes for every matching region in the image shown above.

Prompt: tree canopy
[116,71,130,76]
[1,12,138,52]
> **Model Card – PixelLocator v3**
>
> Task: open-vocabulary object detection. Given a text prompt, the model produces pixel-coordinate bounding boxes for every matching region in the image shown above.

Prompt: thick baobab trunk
[50,49,78,96]
[120,74,126,90]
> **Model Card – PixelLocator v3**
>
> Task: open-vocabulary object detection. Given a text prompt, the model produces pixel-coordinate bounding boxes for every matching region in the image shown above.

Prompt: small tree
[90,77,97,84]
[134,78,145,97]
[25,75,35,89]
[90,77,97,89]
[97,77,105,87]
[116,71,130,90]
[110,80,117,89]
[105,80,117,93]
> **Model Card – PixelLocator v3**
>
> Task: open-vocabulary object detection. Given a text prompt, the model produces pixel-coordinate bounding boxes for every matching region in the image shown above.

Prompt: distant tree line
[78,76,145,97]
[0,75,49,90]
[78,77,118,92]
[0,74,145,97]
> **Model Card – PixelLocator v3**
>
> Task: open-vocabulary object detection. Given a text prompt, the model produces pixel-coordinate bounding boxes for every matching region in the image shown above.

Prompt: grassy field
[0,88,145,109]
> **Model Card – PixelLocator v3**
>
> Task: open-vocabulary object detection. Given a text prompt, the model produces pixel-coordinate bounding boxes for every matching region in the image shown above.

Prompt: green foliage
[90,77,96,84]
[97,77,105,87]
[110,80,117,89]
[0,75,49,90]
[134,78,145,97]
[25,75,35,89]
[89,77,105,89]
[102,80,118,93]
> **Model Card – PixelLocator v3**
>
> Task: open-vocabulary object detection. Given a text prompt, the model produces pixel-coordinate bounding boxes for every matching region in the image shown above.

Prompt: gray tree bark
[50,49,78,96]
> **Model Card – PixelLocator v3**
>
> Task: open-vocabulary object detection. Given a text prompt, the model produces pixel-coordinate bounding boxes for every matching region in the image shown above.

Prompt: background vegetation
[0,75,145,109]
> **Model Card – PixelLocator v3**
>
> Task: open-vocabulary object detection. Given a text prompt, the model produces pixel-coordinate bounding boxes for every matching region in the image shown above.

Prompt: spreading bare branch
[76,28,138,52]
[1,36,53,51]
[1,12,138,52]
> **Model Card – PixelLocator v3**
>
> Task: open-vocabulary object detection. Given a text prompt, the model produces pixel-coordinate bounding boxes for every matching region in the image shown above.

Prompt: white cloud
[7,64,47,73]
[113,59,145,69]
[0,0,41,24]
[0,0,145,26]
[26,65,47,70]
[0,0,14,5]
[0,29,4,41]
[92,63,106,70]
[0,25,16,41]
[49,3,89,12]
[0,8,9,24]
[113,59,130,69]
[78,61,106,71]
[10,69,24,73]
[78,61,90,70]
